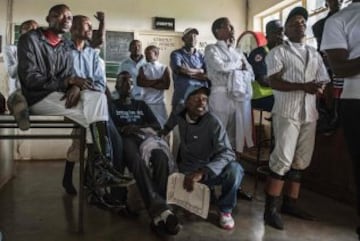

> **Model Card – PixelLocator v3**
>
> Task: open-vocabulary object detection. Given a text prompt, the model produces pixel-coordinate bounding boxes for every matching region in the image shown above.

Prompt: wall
[0,0,247,163]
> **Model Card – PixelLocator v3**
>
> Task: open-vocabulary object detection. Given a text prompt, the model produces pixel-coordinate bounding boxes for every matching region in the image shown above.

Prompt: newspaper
[166,173,210,219]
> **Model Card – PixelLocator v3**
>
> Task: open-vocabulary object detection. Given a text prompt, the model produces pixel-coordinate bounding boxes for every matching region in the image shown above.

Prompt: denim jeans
[202,161,243,213]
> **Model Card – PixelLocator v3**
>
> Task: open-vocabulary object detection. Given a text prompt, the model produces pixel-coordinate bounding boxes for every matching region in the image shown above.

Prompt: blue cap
[183,85,210,103]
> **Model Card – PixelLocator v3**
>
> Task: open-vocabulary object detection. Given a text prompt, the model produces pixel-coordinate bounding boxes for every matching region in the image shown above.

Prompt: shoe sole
[11,101,30,131]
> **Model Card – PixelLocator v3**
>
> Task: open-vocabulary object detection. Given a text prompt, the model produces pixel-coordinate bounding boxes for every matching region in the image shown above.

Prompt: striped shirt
[204,40,254,88]
[266,40,329,122]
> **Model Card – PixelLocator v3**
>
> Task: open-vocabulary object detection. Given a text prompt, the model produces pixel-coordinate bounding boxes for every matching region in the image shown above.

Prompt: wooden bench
[0,115,86,233]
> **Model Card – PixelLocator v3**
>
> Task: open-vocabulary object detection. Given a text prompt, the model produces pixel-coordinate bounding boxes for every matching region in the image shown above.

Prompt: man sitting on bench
[17,4,130,197]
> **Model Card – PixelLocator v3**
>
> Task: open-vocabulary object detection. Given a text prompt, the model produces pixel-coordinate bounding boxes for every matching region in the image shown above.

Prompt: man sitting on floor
[161,85,243,230]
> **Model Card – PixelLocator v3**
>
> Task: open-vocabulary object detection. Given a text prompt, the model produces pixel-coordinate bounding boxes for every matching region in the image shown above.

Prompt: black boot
[264,194,284,230]
[63,160,77,195]
[281,195,315,220]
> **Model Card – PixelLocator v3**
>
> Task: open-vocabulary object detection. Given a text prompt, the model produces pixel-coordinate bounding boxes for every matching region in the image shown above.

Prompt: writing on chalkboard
[105,31,133,62]
[105,31,134,78]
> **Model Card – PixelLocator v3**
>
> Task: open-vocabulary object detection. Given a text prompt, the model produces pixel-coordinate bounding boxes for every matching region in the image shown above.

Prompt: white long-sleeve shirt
[204,40,254,88]
[3,44,19,94]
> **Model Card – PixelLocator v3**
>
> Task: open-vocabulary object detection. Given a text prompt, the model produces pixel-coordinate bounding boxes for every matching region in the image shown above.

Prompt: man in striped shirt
[263,7,330,230]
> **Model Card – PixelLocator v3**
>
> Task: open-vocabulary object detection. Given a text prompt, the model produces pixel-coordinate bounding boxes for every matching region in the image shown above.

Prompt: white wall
[9,0,246,47]
[0,0,247,161]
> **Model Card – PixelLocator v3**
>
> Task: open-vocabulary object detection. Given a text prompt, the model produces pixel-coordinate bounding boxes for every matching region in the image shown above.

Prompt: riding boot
[264,193,284,230]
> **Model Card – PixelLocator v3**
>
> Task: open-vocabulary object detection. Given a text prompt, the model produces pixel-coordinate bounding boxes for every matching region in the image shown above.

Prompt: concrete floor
[0,161,358,241]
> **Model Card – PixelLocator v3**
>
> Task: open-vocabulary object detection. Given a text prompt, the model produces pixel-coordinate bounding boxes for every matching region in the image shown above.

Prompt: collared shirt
[170,47,207,106]
[266,40,329,122]
[204,40,254,88]
[118,56,147,100]
[3,44,19,94]
[70,42,106,93]
[321,2,360,99]
[141,61,167,104]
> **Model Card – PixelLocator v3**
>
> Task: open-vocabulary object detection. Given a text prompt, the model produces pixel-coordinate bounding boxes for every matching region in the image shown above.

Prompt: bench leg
[78,127,86,233]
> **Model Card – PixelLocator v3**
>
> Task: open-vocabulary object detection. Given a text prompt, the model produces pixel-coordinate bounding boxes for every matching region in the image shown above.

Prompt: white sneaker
[219,212,235,230]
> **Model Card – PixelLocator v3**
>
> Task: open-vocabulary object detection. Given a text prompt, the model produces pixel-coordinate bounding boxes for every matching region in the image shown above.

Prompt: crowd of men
[2,0,360,239]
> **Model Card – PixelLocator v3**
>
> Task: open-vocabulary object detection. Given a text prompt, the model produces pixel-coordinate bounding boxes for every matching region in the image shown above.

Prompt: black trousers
[122,136,170,218]
[341,99,360,216]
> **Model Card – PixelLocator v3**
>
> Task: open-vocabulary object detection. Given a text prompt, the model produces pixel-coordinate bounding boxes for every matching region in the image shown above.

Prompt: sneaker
[164,213,181,235]
[219,212,235,230]
[151,210,181,236]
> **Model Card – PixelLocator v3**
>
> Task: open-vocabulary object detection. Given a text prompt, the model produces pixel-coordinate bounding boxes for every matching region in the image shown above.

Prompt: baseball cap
[265,20,283,34]
[183,28,199,37]
[285,6,308,24]
[184,85,210,103]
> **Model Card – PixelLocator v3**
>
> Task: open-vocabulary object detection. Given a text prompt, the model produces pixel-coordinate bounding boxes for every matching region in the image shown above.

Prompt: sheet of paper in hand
[167,173,210,219]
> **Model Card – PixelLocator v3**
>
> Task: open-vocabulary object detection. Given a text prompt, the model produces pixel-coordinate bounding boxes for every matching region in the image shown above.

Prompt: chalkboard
[105,31,133,78]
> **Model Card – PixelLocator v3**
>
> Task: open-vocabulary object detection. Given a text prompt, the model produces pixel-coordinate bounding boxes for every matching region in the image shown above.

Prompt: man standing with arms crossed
[205,17,255,154]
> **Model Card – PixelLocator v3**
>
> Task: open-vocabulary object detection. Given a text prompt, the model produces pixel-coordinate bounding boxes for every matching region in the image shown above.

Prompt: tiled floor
[0,161,358,241]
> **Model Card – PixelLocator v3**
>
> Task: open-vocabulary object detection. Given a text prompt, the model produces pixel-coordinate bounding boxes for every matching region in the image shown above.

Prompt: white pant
[30,90,108,143]
[209,87,253,153]
[30,90,108,127]
[269,114,316,176]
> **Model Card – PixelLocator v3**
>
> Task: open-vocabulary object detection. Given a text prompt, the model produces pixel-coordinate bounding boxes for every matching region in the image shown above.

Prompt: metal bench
[0,115,86,233]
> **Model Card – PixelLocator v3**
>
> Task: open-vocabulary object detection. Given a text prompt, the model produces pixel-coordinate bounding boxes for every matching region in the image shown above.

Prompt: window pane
[307,0,326,13]
[262,12,281,32]
[306,11,328,38]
